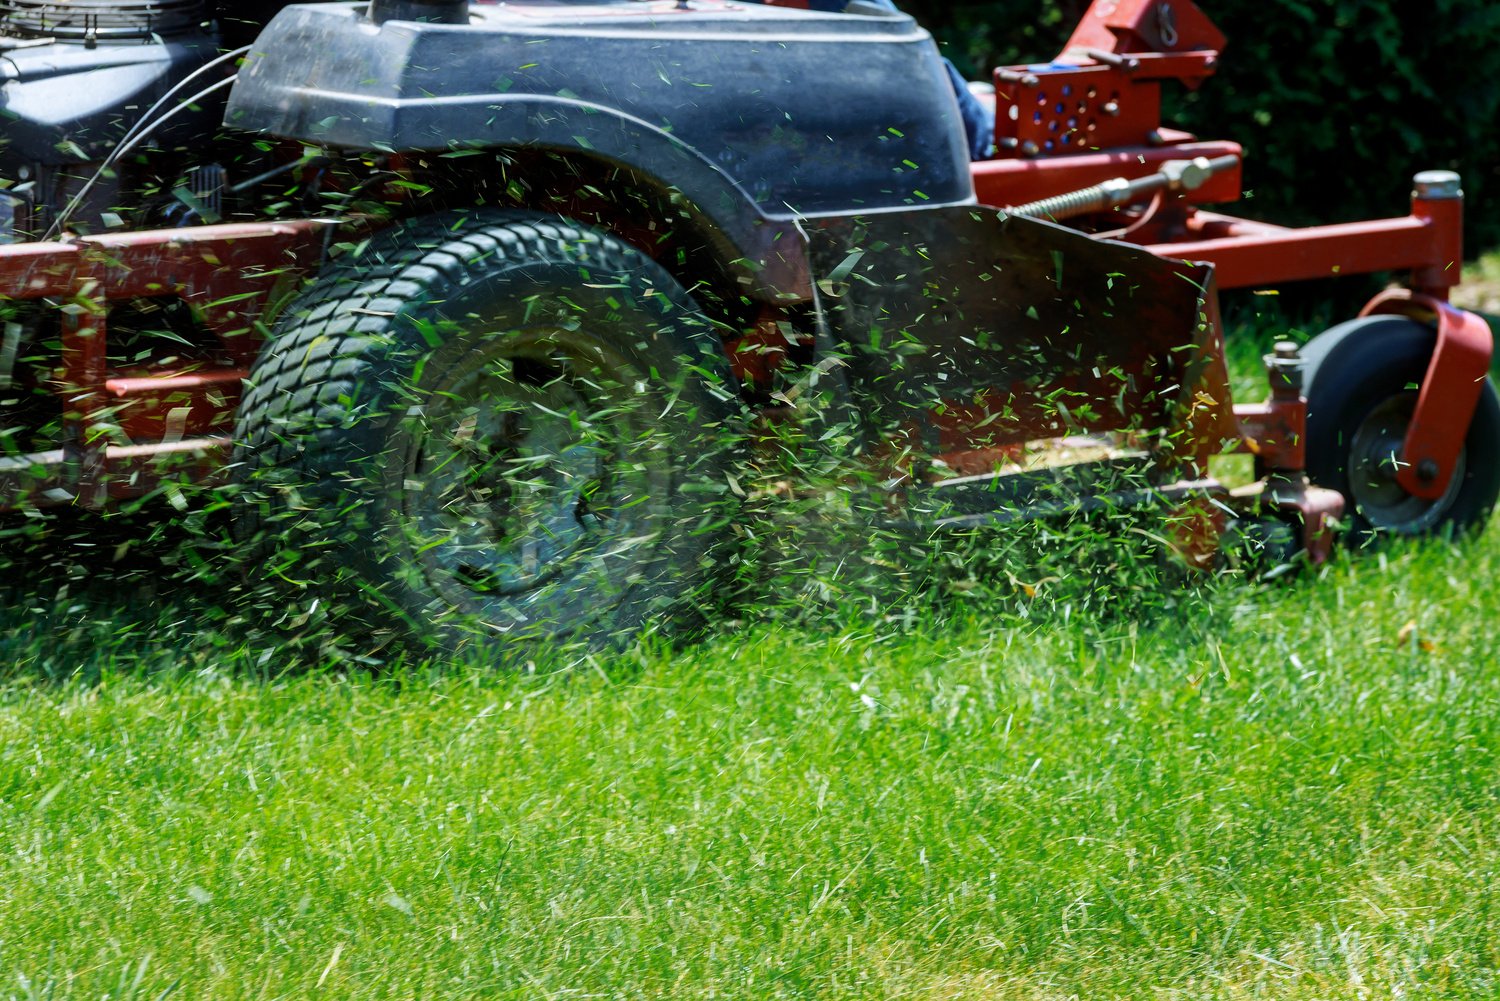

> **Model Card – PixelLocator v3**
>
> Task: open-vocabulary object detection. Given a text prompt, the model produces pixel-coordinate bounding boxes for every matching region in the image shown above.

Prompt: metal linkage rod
[1008,154,1239,222]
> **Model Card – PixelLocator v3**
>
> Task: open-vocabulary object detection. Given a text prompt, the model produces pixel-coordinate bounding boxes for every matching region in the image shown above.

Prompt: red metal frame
[1231,344,1343,563]
[978,3,1469,296]
[0,220,324,508]
[972,0,1491,508]
[974,140,1243,208]
[1359,289,1493,500]
[1061,0,1226,57]
[1141,197,1464,297]
[0,0,1485,572]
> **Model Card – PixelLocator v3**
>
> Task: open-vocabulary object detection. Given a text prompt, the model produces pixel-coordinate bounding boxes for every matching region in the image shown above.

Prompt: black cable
[116,44,252,164]
[228,155,332,195]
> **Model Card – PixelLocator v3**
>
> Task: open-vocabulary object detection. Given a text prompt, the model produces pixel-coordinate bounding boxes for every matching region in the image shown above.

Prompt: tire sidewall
[239,215,741,654]
[1303,315,1500,540]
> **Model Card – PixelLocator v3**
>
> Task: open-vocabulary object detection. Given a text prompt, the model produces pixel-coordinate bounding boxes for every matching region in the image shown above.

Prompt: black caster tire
[1302,315,1500,543]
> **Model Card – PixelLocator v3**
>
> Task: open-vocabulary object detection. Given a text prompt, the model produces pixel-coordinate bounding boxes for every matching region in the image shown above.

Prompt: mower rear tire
[232,210,742,657]
[1302,315,1500,543]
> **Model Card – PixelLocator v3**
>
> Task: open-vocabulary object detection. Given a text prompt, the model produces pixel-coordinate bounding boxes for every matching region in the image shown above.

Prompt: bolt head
[1417,458,1440,482]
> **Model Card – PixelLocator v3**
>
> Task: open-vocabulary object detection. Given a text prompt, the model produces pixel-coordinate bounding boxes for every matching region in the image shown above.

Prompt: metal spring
[1008,185,1112,221]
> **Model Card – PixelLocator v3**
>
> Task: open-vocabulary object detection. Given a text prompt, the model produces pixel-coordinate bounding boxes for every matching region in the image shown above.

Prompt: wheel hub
[1347,392,1466,533]
[407,339,659,605]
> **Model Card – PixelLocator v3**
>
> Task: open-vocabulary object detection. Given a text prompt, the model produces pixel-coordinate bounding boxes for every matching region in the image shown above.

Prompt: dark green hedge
[909,1,1500,253]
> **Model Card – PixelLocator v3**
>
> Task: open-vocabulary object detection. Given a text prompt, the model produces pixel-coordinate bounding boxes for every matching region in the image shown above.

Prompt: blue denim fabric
[942,58,993,160]
[801,0,992,159]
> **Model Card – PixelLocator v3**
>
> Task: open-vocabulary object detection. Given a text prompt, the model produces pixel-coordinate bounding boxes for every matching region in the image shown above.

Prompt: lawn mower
[0,0,1491,650]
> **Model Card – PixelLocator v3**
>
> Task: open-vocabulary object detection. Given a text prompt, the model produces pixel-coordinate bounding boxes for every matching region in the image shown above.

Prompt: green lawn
[3,310,1499,998]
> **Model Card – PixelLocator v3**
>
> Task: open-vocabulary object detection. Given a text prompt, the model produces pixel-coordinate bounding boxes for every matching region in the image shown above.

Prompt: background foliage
[909,0,1500,253]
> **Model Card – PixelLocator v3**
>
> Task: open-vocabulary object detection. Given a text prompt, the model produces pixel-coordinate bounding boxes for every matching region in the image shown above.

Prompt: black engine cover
[0,33,221,166]
[0,1,221,234]
[225,0,974,219]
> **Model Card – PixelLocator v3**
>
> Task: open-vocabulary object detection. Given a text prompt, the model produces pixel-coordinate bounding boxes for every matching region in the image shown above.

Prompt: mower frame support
[977,0,1492,504]
[0,219,324,509]
[1359,288,1493,500]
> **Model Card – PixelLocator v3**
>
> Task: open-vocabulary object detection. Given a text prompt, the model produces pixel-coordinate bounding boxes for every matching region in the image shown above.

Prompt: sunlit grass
[2,311,1498,998]
[1454,248,1500,317]
[3,536,1498,998]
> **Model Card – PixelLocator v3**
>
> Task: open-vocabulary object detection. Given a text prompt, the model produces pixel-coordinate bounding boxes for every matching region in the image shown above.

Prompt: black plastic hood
[223,0,975,219]
[0,33,220,164]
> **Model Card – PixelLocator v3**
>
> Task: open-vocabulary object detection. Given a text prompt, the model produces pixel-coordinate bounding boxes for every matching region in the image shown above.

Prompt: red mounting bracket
[1061,0,1226,59]
[1360,289,1494,501]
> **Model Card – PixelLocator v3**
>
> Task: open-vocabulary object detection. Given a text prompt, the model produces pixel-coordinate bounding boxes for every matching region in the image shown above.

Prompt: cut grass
[4,539,1499,999]
[2,304,1499,998]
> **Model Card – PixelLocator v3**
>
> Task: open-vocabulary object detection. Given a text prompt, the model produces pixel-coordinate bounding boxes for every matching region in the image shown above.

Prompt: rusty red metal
[1271,480,1344,564]
[980,0,1470,302]
[993,0,1222,160]
[1358,289,1494,500]
[970,0,1487,555]
[1143,214,1456,293]
[1235,401,1304,474]
[1408,186,1466,297]
[0,219,325,508]
[69,220,327,359]
[99,438,234,502]
[1230,343,1345,563]
[973,140,1242,207]
[104,368,249,442]
[993,57,1217,157]
[0,0,1483,579]
[1061,0,1226,58]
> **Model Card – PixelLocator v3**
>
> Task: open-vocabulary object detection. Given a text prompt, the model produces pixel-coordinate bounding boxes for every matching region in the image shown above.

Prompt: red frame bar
[1360,289,1493,500]
[1061,0,1226,58]
[973,140,1243,208]
[0,219,325,508]
[977,0,1489,515]
[1144,214,1448,293]
[979,0,1468,301]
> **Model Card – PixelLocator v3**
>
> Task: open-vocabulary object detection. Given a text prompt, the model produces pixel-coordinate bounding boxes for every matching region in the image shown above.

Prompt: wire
[45,42,253,240]
[229,154,331,195]
[47,73,241,240]
[114,44,252,161]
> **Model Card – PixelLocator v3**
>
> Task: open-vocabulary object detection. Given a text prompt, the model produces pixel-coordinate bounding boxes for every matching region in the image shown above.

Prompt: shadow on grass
[0,502,340,684]
[0,486,1253,688]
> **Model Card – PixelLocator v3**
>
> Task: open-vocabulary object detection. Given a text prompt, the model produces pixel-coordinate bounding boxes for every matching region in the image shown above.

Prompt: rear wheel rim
[403,327,668,616]
[1347,391,1466,533]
